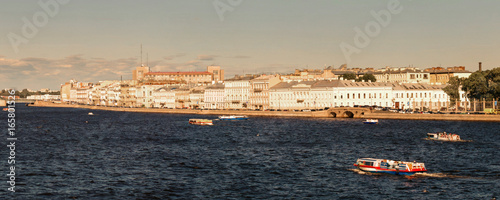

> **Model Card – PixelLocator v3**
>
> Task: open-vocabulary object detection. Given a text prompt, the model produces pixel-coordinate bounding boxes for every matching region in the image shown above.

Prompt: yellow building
[132,65,150,80]
[207,66,224,82]
[425,66,471,85]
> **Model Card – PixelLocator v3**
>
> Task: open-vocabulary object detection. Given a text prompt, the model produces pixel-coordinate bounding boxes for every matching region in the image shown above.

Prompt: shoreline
[31,101,500,122]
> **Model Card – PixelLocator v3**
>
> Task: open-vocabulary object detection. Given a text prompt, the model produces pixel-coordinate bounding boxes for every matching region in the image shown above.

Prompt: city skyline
[1,0,500,90]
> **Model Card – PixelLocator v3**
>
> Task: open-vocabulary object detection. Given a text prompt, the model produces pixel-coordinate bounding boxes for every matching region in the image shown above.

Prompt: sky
[1,0,500,90]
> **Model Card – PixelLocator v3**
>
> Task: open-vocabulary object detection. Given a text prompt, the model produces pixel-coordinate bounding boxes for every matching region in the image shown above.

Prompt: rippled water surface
[1,105,499,199]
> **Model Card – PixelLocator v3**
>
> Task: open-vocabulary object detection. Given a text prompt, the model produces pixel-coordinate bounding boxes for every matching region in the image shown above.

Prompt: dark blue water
[1,105,499,199]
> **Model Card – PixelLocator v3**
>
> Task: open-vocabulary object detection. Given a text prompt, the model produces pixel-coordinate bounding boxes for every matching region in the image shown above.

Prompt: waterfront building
[204,83,225,109]
[27,94,60,101]
[269,81,313,110]
[224,75,254,109]
[118,82,138,107]
[249,75,281,110]
[424,66,471,85]
[173,86,191,109]
[392,83,450,110]
[87,84,101,105]
[60,80,92,103]
[136,84,163,108]
[189,87,205,109]
[335,81,393,108]
[76,88,90,104]
[269,80,393,110]
[152,86,176,108]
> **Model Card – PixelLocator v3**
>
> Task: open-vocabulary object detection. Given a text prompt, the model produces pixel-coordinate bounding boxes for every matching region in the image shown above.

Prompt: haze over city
[1,0,499,90]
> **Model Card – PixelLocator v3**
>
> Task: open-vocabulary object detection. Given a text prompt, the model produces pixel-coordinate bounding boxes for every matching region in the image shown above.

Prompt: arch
[343,111,354,118]
[329,112,337,118]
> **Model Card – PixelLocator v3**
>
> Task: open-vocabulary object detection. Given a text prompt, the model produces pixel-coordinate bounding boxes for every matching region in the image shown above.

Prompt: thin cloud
[163,53,186,60]
[0,55,138,90]
[197,54,217,61]
[233,55,251,59]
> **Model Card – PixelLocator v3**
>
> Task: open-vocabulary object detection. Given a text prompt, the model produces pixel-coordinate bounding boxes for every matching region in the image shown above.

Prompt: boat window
[365,161,373,166]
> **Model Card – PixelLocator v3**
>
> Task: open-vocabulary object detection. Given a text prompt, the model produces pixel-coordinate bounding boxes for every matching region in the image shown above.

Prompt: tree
[360,74,377,82]
[443,76,465,105]
[341,73,356,80]
[20,89,29,98]
[461,71,491,100]
[485,67,500,99]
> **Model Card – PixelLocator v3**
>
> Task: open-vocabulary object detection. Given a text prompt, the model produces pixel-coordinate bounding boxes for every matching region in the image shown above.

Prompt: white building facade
[204,83,225,109]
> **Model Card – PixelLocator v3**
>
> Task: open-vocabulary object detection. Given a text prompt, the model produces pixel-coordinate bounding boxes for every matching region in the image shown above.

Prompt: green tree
[461,71,491,100]
[443,76,462,103]
[485,67,500,99]
[361,74,377,82]
[341,73,356,80]
[20,89,29,98]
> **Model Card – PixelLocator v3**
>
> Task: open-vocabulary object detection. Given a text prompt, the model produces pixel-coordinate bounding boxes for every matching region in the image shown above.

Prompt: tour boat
[363,119,378,124]
[353,158,427,175]
[88,112,94,115]
[189,119,214,126]
[426,132,461,141]
[218,115,249,120]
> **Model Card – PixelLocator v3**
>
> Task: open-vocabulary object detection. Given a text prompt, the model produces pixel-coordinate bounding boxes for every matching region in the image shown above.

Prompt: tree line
[340,73,377,82]
[0,89,60,98]
[443,67,500,102]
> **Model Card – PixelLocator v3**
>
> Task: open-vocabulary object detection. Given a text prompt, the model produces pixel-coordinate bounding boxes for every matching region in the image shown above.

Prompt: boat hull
[426,133,461,141]
[189,122,213,126]
[354,158,427,176]
[218,115,249,120]
[363,122,377,124]
[189,119,214,126]
[356,166,423,175]
[219,118,248,120]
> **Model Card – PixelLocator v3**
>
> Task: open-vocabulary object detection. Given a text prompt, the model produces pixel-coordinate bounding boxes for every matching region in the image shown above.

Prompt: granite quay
[33,101,500,122]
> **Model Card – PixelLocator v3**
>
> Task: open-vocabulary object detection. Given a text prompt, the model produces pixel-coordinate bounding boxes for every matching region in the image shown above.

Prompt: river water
[1,105,499,199]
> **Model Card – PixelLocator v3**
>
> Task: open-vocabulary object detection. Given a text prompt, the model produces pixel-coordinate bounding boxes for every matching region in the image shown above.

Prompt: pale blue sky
[1,0,499,90]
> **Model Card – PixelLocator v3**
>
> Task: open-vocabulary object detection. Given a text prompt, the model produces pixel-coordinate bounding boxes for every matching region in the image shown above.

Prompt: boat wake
[348,168,383,176]
[412,172,474,179]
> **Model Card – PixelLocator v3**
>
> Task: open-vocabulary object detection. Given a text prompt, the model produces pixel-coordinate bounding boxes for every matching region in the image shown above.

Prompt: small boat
[2,108,8,111]
[363,119,378,124]
[426,132,461,141]
[218,115,249,120]
[88,112,94,115]
[189,119,214,126]
[353,158,427,175]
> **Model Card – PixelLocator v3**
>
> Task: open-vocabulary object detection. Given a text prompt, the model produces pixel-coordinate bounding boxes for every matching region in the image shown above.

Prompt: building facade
[224,76,253,109]
[204,83,225,109]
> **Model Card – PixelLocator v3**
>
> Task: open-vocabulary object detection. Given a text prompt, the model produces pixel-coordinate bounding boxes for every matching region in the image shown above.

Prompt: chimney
[479,62,482,72]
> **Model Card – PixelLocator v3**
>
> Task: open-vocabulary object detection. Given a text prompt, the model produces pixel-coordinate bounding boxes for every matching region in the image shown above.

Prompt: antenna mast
[140,44,143,66]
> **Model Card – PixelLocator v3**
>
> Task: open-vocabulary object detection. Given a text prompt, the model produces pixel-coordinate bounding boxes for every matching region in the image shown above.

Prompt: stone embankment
[32,101,500,122]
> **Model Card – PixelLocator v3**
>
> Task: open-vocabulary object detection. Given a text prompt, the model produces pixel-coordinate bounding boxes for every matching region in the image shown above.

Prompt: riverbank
[31,101,500,122]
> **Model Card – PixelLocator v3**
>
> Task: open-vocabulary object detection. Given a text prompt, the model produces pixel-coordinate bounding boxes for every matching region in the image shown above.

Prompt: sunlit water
[1,105,499,199]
